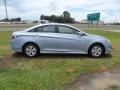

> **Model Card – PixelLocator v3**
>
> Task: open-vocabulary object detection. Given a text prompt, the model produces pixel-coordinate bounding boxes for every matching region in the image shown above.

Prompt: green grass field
[0,30,120,90]
[72,24,120,30]
[0,25,32,28]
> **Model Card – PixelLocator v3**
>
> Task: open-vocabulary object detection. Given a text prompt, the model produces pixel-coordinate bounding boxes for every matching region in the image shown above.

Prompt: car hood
[89,34,105,38]
[86,34,107,41]
[13,31,23,35]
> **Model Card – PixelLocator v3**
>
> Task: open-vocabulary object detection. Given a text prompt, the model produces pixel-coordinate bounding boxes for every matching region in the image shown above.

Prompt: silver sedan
[11,23,112,58]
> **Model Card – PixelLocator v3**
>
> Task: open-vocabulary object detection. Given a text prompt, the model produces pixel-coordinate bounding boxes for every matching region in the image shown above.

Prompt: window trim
[28,25,58,33]
[57,25,79,35]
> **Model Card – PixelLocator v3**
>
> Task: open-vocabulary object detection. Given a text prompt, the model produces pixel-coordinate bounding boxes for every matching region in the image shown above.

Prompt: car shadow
[12,52,112,59]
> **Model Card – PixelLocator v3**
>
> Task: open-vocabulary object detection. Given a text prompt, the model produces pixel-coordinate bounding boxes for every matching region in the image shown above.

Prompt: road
[105,30,120,33]
[0,24,120,33]
[0,28,120,33]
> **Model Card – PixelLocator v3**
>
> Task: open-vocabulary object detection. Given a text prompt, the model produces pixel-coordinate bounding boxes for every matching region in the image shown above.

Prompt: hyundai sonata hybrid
[12,23,112,58]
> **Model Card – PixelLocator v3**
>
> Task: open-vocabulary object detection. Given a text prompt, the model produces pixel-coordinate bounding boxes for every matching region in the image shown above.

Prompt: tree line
[40,11,75,23]
[0,11,75,23]
[0,17,21,22]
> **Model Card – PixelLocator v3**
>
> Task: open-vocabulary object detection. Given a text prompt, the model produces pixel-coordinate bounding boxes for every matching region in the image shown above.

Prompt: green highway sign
[87,13,100,21]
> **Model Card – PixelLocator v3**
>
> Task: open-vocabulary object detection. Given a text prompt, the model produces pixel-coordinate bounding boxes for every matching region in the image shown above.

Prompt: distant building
[80,19,104,25]
[0,22,11,24]
[23,20,33,24]
[0,20,53,25]
[80,19,89,24]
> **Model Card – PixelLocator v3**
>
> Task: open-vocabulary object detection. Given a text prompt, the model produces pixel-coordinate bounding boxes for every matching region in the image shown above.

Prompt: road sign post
[87,13,100,26]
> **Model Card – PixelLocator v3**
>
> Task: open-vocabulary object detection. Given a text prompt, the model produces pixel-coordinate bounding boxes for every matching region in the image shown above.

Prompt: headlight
[105,39,112,48]
[105,38,111,44]
[107,39,111,44]
[12,35,19,40]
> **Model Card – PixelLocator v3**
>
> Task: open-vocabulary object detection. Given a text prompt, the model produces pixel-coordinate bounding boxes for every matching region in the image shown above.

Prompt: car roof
[15,23,87,35]
[34,23,74,28]
[24,23,79,32]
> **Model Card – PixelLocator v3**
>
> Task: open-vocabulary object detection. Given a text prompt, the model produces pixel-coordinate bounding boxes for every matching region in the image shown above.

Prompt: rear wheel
[23,43,39,57]
[89,44,105,58]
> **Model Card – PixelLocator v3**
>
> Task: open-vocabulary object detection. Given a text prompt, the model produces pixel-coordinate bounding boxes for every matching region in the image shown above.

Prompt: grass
[0,29,120,90]
[72,24,120,30]
[0,25,32,28]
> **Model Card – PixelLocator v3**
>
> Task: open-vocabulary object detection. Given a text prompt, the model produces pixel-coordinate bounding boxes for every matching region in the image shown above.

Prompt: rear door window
[42,25,56,33]
[29,25,56,33]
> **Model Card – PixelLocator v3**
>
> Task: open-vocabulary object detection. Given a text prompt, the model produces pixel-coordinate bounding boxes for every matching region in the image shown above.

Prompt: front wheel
[89,44,105,58]
[23,43,39,57]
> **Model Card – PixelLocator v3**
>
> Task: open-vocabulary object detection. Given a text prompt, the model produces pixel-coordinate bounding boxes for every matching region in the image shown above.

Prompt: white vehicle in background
[39,20,52,24]
[0,22,11,24]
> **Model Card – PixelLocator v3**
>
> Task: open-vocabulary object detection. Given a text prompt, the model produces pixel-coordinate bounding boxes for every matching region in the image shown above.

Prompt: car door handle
[35,34,40,37]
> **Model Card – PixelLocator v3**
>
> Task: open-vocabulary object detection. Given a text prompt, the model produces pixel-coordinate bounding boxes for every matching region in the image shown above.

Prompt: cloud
[0,0,120,23]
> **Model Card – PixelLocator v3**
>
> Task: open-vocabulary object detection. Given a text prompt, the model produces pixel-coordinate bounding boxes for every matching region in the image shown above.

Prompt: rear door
[30,25,59,53]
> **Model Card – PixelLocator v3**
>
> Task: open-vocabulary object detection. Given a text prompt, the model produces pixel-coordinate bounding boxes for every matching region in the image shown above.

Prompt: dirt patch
[0,55,14,68]
[64,69,120,90]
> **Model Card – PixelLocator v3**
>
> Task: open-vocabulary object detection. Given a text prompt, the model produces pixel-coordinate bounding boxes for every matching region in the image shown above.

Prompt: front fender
[85,38,107,54]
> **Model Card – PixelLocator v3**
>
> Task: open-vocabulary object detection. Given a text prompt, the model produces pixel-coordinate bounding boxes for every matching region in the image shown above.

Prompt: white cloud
[0,0,120,23]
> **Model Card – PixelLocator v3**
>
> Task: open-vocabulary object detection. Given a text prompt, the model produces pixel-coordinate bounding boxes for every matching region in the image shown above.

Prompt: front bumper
[105,44,112,55]
[11,40,22,52]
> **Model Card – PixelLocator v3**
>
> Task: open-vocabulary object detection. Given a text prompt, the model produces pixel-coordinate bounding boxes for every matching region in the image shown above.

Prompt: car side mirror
[78,32,85,36]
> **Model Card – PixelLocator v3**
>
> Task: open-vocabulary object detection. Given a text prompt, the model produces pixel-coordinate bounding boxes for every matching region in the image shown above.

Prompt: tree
[10,17,21,22]
[0,18,9,22]
[49,15,56,21]
[63,11,70,19]
[40,11,75,23]
[63,11,72,23]
[40,15,44,20]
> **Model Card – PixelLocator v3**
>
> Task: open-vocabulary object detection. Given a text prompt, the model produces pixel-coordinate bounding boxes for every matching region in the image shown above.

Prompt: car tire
[23,43,40,58]
[89,44,105,58]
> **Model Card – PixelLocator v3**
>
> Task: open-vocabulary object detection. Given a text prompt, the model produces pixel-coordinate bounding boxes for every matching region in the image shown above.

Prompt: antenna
[4,0,8,21]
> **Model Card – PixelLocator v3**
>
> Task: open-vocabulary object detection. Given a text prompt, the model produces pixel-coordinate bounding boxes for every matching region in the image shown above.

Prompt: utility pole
[4,0,8,21]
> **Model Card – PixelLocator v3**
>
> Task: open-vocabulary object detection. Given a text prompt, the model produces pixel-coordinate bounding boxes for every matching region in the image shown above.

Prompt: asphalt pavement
[0,27,120,33]
[105,30,120,33]
[0,24,120,33]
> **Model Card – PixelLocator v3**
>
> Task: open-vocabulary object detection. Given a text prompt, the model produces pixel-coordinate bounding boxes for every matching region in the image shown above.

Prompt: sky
[0,0,120,23]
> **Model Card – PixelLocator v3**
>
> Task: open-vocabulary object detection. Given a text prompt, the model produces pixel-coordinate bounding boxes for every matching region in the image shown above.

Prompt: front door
[58,25,85,53]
